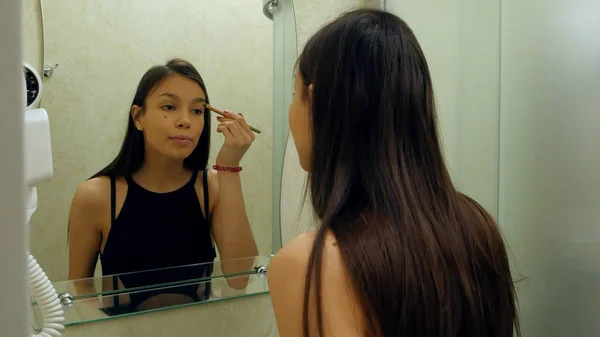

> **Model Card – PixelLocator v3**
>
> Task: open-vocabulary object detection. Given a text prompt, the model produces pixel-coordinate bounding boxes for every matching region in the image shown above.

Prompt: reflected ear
[131,105,144,131]
[307,84,314,101]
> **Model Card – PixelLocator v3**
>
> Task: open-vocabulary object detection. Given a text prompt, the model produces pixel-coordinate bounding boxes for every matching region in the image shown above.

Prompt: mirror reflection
[67,59,259,312]
[24,0,275,317]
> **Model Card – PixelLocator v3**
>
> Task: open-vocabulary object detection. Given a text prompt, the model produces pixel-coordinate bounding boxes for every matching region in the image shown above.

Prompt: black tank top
[100,170,217,312]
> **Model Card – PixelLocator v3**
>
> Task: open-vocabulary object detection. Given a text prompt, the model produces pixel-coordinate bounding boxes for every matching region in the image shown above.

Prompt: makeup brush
[204,104,262,134]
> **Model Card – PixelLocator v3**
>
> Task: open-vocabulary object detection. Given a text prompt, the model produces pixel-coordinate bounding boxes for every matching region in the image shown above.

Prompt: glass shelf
[32,273,269,329]
[31,255,271,329]
[33,255,270,303]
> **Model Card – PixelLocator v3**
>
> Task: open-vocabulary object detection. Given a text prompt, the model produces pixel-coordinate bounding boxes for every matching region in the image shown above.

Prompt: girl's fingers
[217,116,235,122]
[226,121,242,138]
[221,111,253,137]
[217,124,234,138]
[222,110,240,119]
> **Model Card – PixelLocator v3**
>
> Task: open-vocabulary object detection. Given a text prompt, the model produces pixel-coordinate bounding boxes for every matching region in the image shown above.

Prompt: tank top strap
[202,170,209,221]
[110,175,116,222]
[188,170,199,187]
[183,170,208,222]
[108,175,120,309]
[124,174,135,185]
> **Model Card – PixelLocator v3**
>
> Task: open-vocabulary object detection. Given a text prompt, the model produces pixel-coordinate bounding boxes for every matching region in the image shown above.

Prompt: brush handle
[205,104,262,134]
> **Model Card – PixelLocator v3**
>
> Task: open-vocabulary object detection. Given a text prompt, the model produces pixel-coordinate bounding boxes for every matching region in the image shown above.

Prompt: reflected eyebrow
[159,92,180,100]
[159,92,206,103]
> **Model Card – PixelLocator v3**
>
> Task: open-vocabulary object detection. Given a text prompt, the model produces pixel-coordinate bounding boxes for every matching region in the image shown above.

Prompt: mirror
[22,0,296,326]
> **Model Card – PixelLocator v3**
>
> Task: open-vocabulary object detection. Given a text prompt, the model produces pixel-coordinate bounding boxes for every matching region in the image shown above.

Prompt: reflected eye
[161,105,176,111]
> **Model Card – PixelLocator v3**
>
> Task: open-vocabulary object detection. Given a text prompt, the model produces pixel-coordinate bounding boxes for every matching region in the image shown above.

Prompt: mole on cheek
[163,114,167,119]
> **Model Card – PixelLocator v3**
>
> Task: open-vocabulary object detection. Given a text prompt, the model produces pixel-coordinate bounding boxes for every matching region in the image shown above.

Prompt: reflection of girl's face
[288,73,313,172]
[132,75,207,160]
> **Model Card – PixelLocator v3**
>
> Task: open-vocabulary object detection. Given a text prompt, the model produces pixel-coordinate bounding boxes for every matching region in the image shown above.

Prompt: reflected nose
[177,111,191,128]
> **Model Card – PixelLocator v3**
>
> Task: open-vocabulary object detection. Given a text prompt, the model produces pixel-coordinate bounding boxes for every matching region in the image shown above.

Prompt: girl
[68,59,258,312]
[268,9,520,337]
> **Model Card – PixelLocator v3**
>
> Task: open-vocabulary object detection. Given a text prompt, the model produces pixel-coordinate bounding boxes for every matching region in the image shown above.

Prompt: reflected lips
[170,136,193,145]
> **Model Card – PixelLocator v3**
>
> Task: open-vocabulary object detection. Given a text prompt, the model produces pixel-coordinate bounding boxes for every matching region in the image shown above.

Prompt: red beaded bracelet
[213,164,243,172]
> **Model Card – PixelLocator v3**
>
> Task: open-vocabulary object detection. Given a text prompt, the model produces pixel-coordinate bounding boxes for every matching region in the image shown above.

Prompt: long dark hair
[298,9,519,337]
[91,58,211,179]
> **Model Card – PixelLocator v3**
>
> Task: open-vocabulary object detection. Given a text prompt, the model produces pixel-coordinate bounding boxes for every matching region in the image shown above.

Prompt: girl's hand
[215,110,255,167]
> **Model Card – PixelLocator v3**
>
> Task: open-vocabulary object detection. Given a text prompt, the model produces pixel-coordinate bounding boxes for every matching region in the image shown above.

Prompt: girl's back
[269,8,519,337]
[270,193,517,337]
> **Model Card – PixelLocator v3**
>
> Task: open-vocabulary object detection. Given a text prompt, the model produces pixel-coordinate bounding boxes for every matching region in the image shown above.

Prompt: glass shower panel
[385,0,501,216]
[499,0,600,335]
[270,0,297,253]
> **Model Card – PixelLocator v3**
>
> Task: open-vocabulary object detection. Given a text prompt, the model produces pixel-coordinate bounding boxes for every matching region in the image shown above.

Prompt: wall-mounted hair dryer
[23,63,64,337]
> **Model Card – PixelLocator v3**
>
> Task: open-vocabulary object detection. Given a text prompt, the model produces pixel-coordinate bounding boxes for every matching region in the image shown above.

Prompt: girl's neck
[133,152,192,193]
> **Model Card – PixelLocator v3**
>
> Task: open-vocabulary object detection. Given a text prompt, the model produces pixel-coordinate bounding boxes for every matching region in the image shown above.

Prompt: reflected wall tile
[22,0,42,72]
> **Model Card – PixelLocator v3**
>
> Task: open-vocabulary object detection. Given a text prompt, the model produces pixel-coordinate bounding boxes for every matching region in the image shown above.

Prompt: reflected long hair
[91,58,211,179]
[297,9,520,337]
